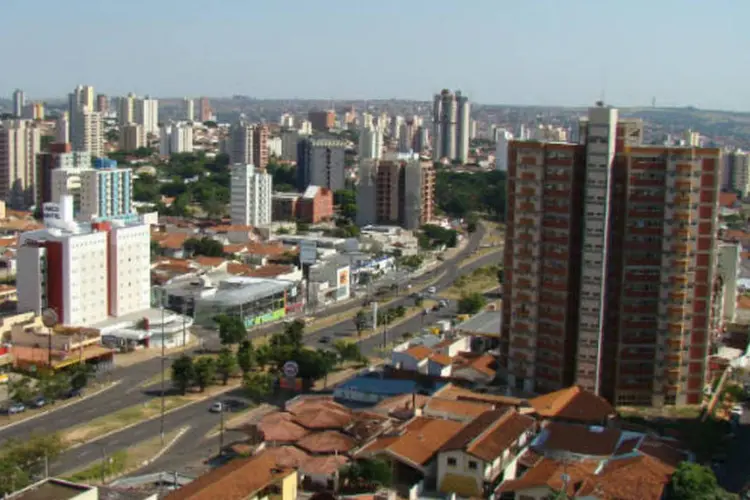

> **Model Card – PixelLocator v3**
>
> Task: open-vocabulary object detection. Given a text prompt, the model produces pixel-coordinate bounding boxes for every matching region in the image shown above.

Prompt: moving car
[427,286,437,295]
[209,402,224,413]
[319,336,331,344]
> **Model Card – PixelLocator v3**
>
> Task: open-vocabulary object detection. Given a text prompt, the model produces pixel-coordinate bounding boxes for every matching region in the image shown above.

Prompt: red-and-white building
[16,196,150,326]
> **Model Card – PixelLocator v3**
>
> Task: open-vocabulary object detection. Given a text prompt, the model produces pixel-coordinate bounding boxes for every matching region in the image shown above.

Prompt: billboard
[299,241,317,265]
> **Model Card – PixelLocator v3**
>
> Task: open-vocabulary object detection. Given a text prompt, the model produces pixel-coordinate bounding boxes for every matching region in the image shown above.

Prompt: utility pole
[182,302,187,347]
[100,447,107,484]
[159,296,166,445]
[44,452,48,478]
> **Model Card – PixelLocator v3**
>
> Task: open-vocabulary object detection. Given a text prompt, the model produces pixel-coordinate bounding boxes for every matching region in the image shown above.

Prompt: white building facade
[230,163,272,226]
[159,123,194,156]
[359,125,384,160]
[78,159,135,221]
[0,119,41,208]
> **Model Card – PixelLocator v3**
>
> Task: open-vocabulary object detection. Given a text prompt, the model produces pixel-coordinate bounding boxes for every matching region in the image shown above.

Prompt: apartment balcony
[630,194,664,203]
[514,293,533,303]
[519,172,537,181]
[516,263,533,274]
[628,209,662,219]
[542,266,567,277]
[520,156,539,165]
[517,232,535,243]
[519,187,537,197]
[669,291,688,302]
[625,272,659,282]
[668,322,686,334]
[624,305,656,315]
[672,243,691,254]
[539,311,565,322]
[630,227,663,236]
[516,278,532,289]
[510,337,532,350]
[544,189,570,199]
[622,320,659,331]
[672,258,690,268]
[544,204,570,215]
[545,172,570,182]
[620,350,656,362]
[544,250,569,261]
[674,163,694,173]
[673,194,692,206]
[672,212,691,221]
[672,228,691,239]
[542,218,569,230]
[665,337,683,350]
[543,281,569,292]
[674,180,693,191]
[518,217,536,228]
[630,177,664,187]
[519,201,537,212]
[543,234,569,245]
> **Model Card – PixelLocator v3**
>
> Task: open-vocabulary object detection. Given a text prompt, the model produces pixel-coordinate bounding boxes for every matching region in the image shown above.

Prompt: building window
[447,457,457,467]
[468,460,478,470]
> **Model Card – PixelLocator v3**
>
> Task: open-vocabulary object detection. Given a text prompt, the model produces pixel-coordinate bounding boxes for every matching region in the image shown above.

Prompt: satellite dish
[42,308,59,328]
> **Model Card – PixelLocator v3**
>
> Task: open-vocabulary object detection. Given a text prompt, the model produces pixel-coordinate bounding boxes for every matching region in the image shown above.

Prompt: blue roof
[336,376,443,396]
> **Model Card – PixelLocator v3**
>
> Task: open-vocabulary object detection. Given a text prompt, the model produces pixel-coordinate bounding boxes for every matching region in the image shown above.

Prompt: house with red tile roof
[436,408,537,498]
[528,385,616,425]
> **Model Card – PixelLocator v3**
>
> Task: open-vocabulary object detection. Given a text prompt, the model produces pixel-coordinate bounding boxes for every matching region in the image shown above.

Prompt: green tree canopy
[171,354,195,395]
[243,372,274,402]
[193,357,217,392]
[215,314,246,346]
[184,237,225,258]
[666,462,732,500]
[236,340,255,376]
[216,347,238,385]
[458,292,487,315]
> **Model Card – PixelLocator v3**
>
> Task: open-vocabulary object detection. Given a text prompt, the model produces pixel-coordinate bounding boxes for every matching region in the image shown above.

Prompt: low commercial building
[8,477,157,500]
[193,276,303,328]
[308,255,351,305]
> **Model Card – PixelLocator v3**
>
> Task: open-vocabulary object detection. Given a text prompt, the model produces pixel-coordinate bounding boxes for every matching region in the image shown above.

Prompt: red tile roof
[404,345,432,361]
[529,385,615,422]
[258,412,310,442]
[540,422,621,456]
[296,430,356,454]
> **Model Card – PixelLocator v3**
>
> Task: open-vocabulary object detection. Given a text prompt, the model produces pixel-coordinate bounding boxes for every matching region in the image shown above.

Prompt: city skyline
[1,0,748,111]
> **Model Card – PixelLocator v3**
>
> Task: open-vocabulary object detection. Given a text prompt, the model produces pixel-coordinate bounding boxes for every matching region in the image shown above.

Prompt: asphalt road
[47,232,502,475]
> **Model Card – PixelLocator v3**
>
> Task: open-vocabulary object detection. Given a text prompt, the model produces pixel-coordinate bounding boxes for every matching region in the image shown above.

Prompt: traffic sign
[283,361,299,378]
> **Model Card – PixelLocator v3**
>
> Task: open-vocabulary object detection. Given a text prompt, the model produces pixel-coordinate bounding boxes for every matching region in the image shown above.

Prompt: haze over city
[2,0,748,110]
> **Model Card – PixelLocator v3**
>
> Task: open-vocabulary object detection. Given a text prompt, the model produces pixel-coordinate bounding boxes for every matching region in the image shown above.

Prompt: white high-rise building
[159,123,194,156]
[230,163,272,226]
[69,85,95,117]
[78,158,135,221]
[724,149,750,195]
[134,97,159,135]
[56,113,70,144]
[494,129,513,171]
[0,119,41,208]
[71,106,103,158]
[119,93,135,126]
[12,90,25,118]
[359,125,384,160]
[183,97,194,122]
[299,120,313,136]
[17,196,150,325]
[49,151,92,208]
[391,116,404,139]
[361,113,374,129]
[267,136,282,158]
[279,113,295,129]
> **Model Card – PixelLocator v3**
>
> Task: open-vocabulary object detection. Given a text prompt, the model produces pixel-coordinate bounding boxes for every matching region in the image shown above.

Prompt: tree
[340,458,393,493]
[171,355,195,395]
[193,357,217,392]
[9,377,34,404]
[458,292,487,315]
[281,320,305,350]
[296,221,310,233]
[236,340,255,376]
[466,212,479,233]
[39,372,70,401]
[215,314,246,346]
[70,364,91,391]
[415,296,424,308]
[216,348,238,385]
[354,310,368,338]
[243,372,274,402]
[666,462,729,500]
[497,267,504,285]
[0,433,64,495]
[184,237,225,258]
[333,341,366,365]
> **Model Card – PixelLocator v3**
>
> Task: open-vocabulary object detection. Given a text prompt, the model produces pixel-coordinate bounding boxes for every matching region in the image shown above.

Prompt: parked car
[427,286,437,295]
[209,402,224,413]
[64,388,83,399]
[31,396,46,408]
[6,403,25,415]
[439,300,449,308]
[319,336,331,344]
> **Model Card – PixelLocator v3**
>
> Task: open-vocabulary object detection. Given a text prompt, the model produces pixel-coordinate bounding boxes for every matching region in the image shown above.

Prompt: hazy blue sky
[2,0,747,109]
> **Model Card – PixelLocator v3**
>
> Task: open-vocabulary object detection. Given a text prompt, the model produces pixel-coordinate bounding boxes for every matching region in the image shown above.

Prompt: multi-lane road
[2,225,502,476]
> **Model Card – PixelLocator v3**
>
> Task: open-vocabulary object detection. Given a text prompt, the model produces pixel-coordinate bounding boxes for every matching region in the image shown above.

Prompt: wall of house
[437,450,484,498]
[424,359,452,377]
[280,470,298,500]
[391,351,421,371]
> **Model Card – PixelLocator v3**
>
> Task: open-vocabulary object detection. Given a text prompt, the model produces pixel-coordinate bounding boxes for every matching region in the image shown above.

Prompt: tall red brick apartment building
[502,103,722,406]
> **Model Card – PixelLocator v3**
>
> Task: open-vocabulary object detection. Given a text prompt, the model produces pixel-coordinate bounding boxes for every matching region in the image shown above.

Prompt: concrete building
[723,149,750,196]
[78,158,135,221]
[308,110,335,132]
[230,164,272,226]
[280,128,299,162]
[17,197,150,325]
[37,144,90,205]
[356,153,435,229]
[296,137,348,191]
[68,85,95,117]
[0,119,41,208]
[494,128,513,171]
[717,242,741,323]
[182,97,194,122]
[22,103,45,121]
[279,113,294,129]
[12,89,24,118]
[118,93,135,126]
[414,126,429,154]
[120,123,145,151]
[359,125,384,160]
[503,103,721,406]
[433,89,471,163]
[159,122,193,156]
[267,136,282,158]
[71,106,103,158]
[96,94,108,113]
[299,120,313,135]
[134,96,159,135]
[272,185,334,223]
[199,97,212,122]
[55,112,69,144]
[227,119,268,169]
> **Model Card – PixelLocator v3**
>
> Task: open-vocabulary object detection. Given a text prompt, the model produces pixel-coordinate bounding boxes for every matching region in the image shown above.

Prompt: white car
[427,286,437,295]
[209,402,224,413]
